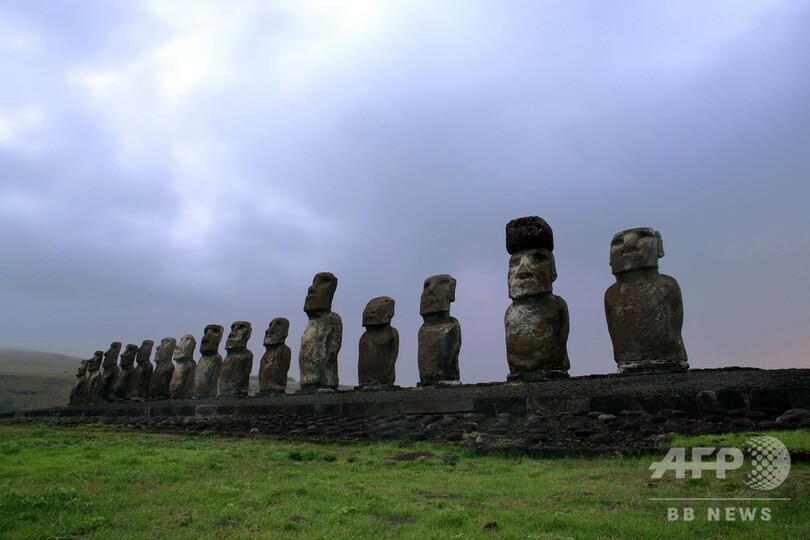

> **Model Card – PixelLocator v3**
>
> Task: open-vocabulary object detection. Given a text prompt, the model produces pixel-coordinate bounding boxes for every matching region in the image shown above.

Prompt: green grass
[0,423,808,539]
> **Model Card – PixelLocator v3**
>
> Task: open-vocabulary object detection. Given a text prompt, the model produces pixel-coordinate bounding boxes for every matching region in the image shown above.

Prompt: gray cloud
[1,1,808,387]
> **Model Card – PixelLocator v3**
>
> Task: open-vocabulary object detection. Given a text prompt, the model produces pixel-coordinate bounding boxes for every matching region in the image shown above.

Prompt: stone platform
[3,369,809,456]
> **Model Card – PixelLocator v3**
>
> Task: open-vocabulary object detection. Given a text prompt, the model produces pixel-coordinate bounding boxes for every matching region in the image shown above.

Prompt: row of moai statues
[69,216,687,404]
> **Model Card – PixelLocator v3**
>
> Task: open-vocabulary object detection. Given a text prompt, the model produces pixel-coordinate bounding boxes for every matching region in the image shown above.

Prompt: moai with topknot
[298,273,342,393]
[604,227,688,373]
[169,334,197,399]
[218,321,253,397]
[417,274,461,386]
[194,324,224,398]
[259,318,292,395]
[112,344,138,401]
[96,342,122,402]
[358,296,399,390]
[128,340,154,401]
[68,359,89,405]
[504,217,570,380]
[148,337,176,400]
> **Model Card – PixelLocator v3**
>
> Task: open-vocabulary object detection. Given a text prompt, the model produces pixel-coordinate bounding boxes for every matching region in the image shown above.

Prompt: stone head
[304,272,338,314]
[200,324,224,354]
[173,334,197,360]
[119,344,139,368]
[76,359,88,378]
[420,274,456,316]
[136,340,154,364]
[155,337,177,363]
[102,342,122,367]
[610,227,664,274]
[363,296,395,327]
[226,321,252,350]
[506,216,554,255]
[508,248,556,299]
[87,351,103,372]
[264,318,290,346]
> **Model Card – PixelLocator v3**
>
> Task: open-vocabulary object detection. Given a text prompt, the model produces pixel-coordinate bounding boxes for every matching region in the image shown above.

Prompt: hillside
[0,349,81,413]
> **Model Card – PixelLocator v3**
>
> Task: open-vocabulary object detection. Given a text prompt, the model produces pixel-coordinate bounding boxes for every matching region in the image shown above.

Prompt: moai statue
[96,342,122,402]
[259,318,292,395]
[358,296,399,390]
[194,324,224,398]
[112,344,138,401]
[604,227,688,373]
[298,272,342,393]
[68,359,89,405]
[504,217,570,381]
[84,351,103,403]
[169,334,197,399]
[148,337,177,400]
[417,274,461,386]
[128,340,154,401]
[218,321,253,397]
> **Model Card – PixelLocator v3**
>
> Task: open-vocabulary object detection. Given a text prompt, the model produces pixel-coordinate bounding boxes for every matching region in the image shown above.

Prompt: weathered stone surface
[96,342,122,402]
[418,274,461,386]
[194,324,223,399]
[112,344,138,401]
[604,227,688,373]
[219,321,253,397]
[505,218,570,379]
[527,396,590,416]
[128,340,154,401]
[68,359,89,405]
[259,318,291,395]
[358,297,399,388]
[170,334,197,399]
[399,399,474,415]
[299,273,342,392]
[148,337,176,400]
[82,350,103,403]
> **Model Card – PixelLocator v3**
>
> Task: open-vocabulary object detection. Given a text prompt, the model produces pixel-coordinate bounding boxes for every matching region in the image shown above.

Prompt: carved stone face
[87,351,103,372]
[304,272,338,314]
[76,359,88,378]
[103,342,122,367]
[363,296,395,327]
[173,334,197,360]
[137,340,154,364]
[226,321,252,350]
[119,344,139,368]
[155,337,177,363]
[508,248,556,299]
[420,274,456,316]
[200,324,224,354]
[610,227,663,274]
[264,318,289,346]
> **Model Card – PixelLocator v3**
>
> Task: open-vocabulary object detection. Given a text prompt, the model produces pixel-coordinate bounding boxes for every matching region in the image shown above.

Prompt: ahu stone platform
[4,368,810,455]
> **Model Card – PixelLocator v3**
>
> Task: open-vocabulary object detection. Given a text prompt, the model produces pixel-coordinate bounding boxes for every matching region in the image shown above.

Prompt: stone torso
[358,326,399,386]
[97,366,119,402]
[605,273,687,365]
[259,345,292,393]
[299,312,342,389]
[149,361,175,399]
[505,294,570,373]
[417,316,461,384]
[219,349,253,397]
[194,354,222,398]
[128,362,153,400]
[112,366,134,401]
[170,359,196,399]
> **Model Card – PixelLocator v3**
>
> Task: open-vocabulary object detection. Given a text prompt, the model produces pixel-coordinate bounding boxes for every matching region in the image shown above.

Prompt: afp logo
[650,436,791,490]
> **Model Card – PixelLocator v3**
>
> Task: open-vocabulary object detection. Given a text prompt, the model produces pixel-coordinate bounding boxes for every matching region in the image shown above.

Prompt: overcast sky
[1,0,808,386]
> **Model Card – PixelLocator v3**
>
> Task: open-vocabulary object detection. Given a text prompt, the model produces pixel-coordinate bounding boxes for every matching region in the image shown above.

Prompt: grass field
[0,423,807,539]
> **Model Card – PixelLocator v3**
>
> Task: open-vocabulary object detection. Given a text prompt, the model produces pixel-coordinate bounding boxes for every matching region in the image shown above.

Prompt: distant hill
[0,348,83,377]
[0,349,81,413]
